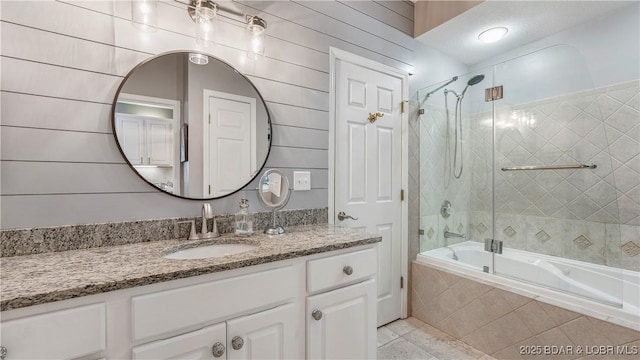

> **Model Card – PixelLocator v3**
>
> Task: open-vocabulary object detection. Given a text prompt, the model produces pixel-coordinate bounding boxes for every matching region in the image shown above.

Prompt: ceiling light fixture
[478,27,508,43]
[131,0,158,32]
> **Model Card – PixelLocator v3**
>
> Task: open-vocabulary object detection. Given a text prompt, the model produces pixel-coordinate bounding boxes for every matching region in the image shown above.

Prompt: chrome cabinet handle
[211,342,225,358]
[337,211,358,221]
[0,346,6,360]
[232,336,244,350]
[312,309,323,320]
[343,266,353,275]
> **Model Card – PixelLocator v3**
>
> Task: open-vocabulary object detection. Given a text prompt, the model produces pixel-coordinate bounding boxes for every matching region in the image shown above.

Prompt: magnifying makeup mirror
[256,169,291,235]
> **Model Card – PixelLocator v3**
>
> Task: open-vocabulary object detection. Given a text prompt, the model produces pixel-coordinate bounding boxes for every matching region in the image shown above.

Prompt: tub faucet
[444,231,466,239]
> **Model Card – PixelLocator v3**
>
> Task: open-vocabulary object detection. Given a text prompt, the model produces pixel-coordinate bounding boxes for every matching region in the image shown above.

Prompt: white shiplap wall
[0,0,416,229]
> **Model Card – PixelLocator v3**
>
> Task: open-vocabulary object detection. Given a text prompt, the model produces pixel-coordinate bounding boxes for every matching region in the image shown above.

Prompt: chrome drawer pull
[343,266,353,275]
[211,342,225,357]
[312,309,323,320]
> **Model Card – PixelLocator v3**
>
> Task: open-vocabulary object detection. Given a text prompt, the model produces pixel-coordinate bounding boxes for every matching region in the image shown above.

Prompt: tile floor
[377,317,497,360]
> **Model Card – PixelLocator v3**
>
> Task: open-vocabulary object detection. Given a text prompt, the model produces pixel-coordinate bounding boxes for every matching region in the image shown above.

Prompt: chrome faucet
[444,231,466,239]
[200,203,219,239]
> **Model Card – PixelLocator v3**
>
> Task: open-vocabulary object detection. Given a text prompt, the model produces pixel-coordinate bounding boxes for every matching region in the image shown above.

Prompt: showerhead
[467,74,485,86]
[460,74,485,98]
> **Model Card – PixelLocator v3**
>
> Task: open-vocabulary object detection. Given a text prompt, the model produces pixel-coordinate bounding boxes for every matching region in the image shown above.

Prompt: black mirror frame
[111,50,272,201]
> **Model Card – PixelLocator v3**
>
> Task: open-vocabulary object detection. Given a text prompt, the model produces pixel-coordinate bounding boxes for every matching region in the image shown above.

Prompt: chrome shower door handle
[337,212,358,221]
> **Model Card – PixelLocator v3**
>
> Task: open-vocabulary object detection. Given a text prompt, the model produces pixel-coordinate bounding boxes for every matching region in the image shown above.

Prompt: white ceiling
[415,1,636,66]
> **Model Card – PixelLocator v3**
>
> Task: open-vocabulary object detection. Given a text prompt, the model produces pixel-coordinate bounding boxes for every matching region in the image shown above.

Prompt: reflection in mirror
[112,52,271,200]
[256,169,291,235]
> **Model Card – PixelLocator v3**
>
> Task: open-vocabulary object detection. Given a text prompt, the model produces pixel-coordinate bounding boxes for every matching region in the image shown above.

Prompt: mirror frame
[111,51,272,200]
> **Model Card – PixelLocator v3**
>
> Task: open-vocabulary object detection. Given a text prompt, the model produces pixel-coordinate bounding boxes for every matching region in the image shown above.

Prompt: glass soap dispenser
[235,198,253,236]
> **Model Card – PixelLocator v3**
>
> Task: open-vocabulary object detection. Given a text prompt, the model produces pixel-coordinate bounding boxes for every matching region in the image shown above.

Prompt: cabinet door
[226,303,297,360]
[146,119,173,166]
[132,323,226,360]
[116,115,145,165]
[307,280,376,360]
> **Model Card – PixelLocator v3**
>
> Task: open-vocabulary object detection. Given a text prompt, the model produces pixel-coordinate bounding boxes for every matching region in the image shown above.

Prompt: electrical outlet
[293,171,311,191]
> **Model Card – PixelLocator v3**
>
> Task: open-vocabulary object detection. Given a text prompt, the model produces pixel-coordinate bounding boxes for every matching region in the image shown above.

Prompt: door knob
[337,211,358,221]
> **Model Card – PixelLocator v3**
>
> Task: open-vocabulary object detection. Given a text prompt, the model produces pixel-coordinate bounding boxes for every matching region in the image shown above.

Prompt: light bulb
[132,0,157,33]
[246,16,266,59]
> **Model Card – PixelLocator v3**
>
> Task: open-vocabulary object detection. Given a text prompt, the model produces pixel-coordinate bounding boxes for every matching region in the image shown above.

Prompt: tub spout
[444,231,466,239]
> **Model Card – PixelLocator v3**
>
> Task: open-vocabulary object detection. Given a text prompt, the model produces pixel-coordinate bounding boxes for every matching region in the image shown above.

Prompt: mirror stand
[256,169,292,235]
[264,209,285,235]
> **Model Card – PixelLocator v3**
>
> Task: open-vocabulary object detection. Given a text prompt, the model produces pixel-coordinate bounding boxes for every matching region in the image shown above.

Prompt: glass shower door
[491,45,624,306]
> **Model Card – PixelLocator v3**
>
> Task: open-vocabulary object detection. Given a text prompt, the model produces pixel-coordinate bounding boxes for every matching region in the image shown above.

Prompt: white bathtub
[416,241,640,331]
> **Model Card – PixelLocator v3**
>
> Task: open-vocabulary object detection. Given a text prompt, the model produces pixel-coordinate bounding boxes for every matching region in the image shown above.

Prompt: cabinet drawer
[307,248,376,293]
[0,303,106,359]
[132,266,295,342]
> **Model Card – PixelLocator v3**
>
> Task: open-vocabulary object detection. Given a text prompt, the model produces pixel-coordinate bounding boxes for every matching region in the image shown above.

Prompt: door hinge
[208,114,211,124]
[400,100,406,113]
[208,185,211,194]
[484,238,503,254]
[400,276,404,289]
[400,189,405,201]
[485,85,504,102]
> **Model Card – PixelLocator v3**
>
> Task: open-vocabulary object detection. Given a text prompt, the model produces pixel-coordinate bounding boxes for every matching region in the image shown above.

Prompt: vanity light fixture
[246,15,267,59]
[188,52,209,65]
[189,0,217,47]
[478,27,508,43]
[131,0,158,32]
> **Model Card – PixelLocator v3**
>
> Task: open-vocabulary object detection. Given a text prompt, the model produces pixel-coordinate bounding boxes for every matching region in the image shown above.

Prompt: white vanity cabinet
[115,114,173,167]
[0,244,378,360]
[305,248,377,359]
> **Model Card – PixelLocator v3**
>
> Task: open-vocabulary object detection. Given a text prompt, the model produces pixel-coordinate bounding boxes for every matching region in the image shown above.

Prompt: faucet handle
[177,219,198,240]
[211,218,220,238]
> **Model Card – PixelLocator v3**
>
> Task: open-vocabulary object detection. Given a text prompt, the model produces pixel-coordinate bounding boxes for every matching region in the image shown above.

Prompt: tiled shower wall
[467,81,640,271]
[418,103,473,252]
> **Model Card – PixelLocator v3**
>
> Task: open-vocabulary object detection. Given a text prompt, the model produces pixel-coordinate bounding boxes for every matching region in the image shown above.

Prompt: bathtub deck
[377,317,496,360]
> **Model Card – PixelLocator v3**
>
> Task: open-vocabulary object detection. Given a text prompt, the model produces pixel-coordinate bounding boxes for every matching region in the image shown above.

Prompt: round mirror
[256,169,291,235]
[112,51,271,200]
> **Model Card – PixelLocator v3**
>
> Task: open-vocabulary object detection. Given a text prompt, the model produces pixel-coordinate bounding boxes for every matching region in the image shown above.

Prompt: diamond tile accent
[444,225,450,233]
[503,226,517,238]
[535,230,551,243]
[476,223,488,234]
[457,223,464,233]
[573,235,594,249]
[621,241,640,257]
[427,227,435,239]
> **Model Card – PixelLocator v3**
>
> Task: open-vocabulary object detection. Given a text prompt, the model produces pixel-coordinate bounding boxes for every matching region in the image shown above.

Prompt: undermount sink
[164,243,257,260]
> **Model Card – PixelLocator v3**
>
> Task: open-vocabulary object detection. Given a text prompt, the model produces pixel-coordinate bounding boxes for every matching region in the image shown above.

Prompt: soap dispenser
[235,198,253,236]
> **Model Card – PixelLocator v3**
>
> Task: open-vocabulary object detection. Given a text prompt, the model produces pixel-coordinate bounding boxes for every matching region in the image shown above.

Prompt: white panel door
[335,59,403,326]
[206,94,254,197]
[306,279,376,360]
[226,304,297,360]
[132,322,226,360]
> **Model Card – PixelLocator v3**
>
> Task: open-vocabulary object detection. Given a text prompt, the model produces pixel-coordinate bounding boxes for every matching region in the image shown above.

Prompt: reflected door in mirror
[204,91,257,197]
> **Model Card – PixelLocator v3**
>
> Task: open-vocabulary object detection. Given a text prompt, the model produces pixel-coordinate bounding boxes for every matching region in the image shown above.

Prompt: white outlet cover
[293,171,311,191]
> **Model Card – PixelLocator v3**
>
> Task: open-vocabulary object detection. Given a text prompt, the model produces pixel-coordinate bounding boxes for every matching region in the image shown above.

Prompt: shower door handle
[337,212,358,221]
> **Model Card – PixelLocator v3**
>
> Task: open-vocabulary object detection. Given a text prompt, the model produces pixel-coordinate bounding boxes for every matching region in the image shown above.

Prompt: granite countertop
[0,224,381,311]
